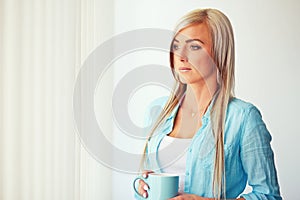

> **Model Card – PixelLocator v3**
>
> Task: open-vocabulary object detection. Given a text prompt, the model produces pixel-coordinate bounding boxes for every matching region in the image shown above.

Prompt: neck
[182,80,218,115]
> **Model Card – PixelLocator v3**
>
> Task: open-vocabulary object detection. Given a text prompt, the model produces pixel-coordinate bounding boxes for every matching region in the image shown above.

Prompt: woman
[136,8,282,200]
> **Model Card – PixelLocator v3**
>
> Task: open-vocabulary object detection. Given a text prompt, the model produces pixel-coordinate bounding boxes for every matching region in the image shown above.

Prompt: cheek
[172,55,182,67]
[189,53,215,73]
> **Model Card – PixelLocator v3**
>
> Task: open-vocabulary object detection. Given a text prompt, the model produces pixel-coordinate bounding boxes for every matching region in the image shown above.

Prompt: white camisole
[158,135,192,193]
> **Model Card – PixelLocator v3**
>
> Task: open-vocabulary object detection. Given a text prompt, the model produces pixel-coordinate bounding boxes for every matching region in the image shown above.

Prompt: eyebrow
[173,38,205,45]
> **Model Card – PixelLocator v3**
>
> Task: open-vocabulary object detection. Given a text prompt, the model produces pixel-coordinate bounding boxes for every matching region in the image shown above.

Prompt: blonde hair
[142,8,235,199]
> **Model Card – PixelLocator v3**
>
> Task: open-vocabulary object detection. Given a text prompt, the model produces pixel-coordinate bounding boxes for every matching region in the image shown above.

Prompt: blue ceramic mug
[133,173,179,200]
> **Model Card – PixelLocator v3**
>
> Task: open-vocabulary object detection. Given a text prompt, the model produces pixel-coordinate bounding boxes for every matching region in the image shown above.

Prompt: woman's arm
[239,106,282,200]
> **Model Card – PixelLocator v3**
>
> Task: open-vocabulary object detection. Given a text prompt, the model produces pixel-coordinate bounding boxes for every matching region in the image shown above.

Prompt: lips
[179,67,192,72]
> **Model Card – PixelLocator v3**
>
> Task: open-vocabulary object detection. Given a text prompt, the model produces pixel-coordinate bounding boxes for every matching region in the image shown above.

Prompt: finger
[168,194,184,200]
[138,179,150,191]
[142,192,148,199]
[138,179,149,197]
[169,194,195,200]
[168,197,181,200]
[142,170,154,178]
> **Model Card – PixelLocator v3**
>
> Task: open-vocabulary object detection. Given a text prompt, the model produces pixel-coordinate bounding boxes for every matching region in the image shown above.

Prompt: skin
[169,22,217,138]
[138,23,245,200]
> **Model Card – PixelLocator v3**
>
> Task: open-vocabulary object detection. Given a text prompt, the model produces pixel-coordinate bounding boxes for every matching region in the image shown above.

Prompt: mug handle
[133,177,147,199]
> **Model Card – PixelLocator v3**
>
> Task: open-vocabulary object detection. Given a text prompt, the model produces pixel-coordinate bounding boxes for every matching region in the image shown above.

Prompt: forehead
[175,23,211,44]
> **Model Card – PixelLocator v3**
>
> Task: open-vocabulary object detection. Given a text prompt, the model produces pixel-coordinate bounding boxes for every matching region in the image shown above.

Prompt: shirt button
[186,172,190,176]
[189,148,192,153]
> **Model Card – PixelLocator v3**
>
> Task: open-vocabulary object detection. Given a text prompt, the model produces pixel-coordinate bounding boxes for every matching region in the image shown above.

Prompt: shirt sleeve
[240,106,282,200]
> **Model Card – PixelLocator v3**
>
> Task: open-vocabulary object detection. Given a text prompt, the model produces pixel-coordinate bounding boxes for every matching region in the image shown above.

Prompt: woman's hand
[169,194,245,200]
[169,194,208,200]
[137,170,154,198]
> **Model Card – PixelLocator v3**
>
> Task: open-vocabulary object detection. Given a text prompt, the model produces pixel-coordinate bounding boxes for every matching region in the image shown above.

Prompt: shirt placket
[184,115,209,193]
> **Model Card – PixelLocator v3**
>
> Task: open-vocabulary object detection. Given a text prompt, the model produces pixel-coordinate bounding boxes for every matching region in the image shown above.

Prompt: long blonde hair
[142,8,235,199]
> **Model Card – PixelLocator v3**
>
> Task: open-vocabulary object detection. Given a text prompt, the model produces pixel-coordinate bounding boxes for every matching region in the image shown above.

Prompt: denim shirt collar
[166,94,215,123]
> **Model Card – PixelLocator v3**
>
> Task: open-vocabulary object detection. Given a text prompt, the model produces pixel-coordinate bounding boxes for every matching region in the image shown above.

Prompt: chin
[179,77,203,85]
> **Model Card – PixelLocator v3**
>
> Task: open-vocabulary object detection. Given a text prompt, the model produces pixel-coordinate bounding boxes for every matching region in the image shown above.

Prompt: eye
[172,43,180,51]
[189,44,202,51]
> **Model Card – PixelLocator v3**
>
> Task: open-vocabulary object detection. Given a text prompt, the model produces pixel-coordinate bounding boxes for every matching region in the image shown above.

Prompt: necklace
[179,95,212,118]
[191,111,197,117]
[181,107,200,118]
[181,105,209,118]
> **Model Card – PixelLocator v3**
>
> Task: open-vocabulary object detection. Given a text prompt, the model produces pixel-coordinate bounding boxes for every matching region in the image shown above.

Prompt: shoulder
[147,96,169,108]
[144,96,169,126]
[228,97,255,111]
[226,97,265,131]
[227,97,269,136]
[146,96,169,117]
[224,98,271,147]
[227,97,261,117]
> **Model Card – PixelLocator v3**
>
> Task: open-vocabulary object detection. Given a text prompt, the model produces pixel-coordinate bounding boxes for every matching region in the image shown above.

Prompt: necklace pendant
[191,112,195,117]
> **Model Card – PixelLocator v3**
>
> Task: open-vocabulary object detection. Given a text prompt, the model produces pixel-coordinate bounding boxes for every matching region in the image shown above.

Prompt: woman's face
[172,23,217,85]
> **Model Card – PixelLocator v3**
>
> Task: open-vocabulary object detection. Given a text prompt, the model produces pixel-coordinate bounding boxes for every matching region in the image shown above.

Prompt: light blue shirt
[142,97,282,200]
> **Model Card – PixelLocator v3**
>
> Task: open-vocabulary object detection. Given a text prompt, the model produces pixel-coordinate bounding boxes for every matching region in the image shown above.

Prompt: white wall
[111,0,300,199]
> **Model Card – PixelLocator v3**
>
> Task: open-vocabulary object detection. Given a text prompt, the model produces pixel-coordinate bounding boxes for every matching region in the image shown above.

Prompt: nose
[177,47,188,62]
[180,54,188,62]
